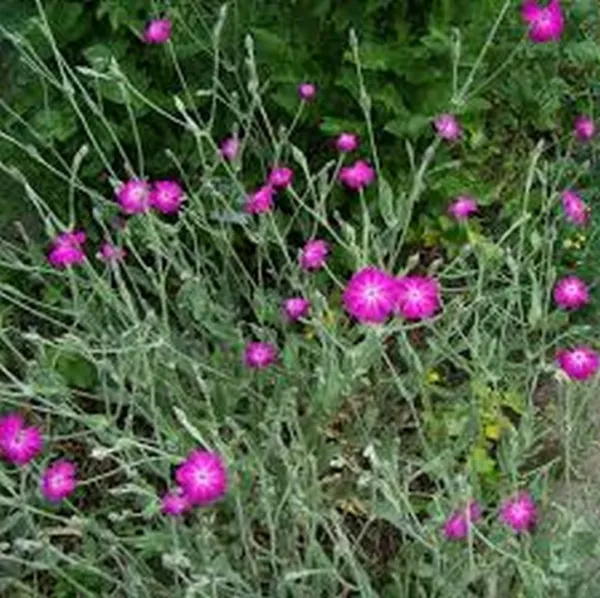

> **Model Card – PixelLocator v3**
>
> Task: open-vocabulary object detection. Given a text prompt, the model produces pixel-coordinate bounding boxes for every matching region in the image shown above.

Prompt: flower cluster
[0,412,77,502]
[443,492,537,540]
[48,177,186,268]
[342,267,441,324]
[48,230,87,268]
[25,4,600,543]
[161,449,228,515]
[115,178,185,215]
[48,230,126,268]
[339,159,376,191]
[431,4,598,385]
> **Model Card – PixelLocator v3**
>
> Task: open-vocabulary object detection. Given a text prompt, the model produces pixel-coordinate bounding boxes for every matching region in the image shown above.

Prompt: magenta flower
[298,82,317,101]
[556,346,600,381]
[48,230,86,268]
[268,167,294,189]
[244,184,275,214]
[283,297,311,322]
[174,450,228,506]
[443,500,482,540]
[336,133,359,153]
[339,160,376,191]
[574,116,596,142]
[561,190,590,226]
[0,412,43,466]
[97,242,126,263]
[342,266,397,324]
[243,341,278,369]
[40,459,77,502]
[143,19,172,44]
[395,275,441,320]
[116,179,151,215]
[299,239,329,271]
[434,114,461,141]
[521,0,564,44]
[150,180,185,214]
[160,487,191,515]
[220,137,239,161]
[553,276,589,310]
[499,491,537,533]
[448,195,479,221]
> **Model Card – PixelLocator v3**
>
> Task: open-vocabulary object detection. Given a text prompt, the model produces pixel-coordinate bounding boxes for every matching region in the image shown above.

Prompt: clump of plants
[1,1,600,596]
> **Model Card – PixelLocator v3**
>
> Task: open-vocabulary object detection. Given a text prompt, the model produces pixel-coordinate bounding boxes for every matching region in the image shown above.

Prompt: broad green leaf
[384,115,431,139]
[173,407,207,446]
[527,268,543,327]
[318,117,366,137]
[32,108,78,142]
[83,42,129,71]
[378,176,398,228]
[468,446,495,475]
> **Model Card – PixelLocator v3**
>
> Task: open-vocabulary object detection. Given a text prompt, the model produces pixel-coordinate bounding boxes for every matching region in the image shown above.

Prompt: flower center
[565,283,579,297]
[364,285,382,303]
[407,288,423,302]
[571,351,588,366]
[536,11,552,27]
[195,469,211,486]
[511,502,528,522]
[13,431,26,448]
[50,474,64,489]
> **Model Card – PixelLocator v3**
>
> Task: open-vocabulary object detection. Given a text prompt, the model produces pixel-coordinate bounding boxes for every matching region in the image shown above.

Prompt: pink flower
[268,167,294,189]
[243,341,278,369]
[521,0,564,44]
[283,297,311,322]
[0,412,43,466]
[143,19,172,44]
[299,239,329,271]
[556,346,600,381]
[443,501,482,540]
[116,179,151,215]
[395,275,441,320]
[160,487,191,515]
[48,230,86,268]
[339,160,376,191]
[434,114,461,141]
[244,184,275,214]
[342,267,397,323]
[220,137,239,161]
[174,450,228,506]
[97,242,126,262]
[499,491,537,533]
[336,133,359,153]
[40,459,77,502]
[448,195,479,221]
[561,190,590,226]
[298,82,317,101]
[574,116,596,142]
[150,180,185,214]
[553,275,589,310]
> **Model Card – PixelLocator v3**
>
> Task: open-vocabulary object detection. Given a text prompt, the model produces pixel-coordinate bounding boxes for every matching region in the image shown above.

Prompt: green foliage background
[2,0,600,252]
